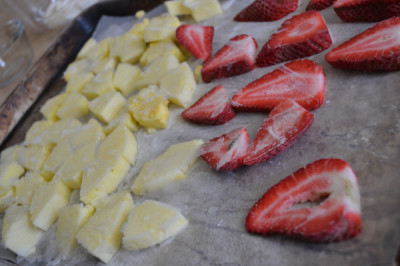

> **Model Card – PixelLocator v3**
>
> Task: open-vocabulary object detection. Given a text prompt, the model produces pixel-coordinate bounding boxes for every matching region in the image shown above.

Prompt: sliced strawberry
[201,34,258,83]
[325,17,400,71]
[246,158,362,243]
[243,99,314,166]
[256,11,332,67]
[234,0,298,22]
[334,0,400,22]
[176,24,214,62]
[232,59,325,112]
[181,85,236,125]
[306,0,335,11]
[201,127,250,171]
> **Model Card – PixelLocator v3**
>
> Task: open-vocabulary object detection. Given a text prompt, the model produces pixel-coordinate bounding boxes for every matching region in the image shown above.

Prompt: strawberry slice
[234,0,298,22]
[181,85,236,125]
[246,158,362,243]
[201,127,250,171]
[325,17,400,71]
[176,24,214,62]
[243,99,314,166]
[256,11,332,67]
[334,0,400,22]
[201,34,258,83]
[306,0,335,11]
[232,59,325,112]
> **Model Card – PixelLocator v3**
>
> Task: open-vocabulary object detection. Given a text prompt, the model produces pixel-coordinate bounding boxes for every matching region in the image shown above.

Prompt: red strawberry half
[232,59,325,112]
[306,0,335,11]
[176,24,214,62]
[246,158,362,243]
[201,127,250,171]
[182,85,235,125]
[334,0,400,22]
[325,16,400,72]
[201,34,258,83]
[256,11,332,67]
[243,99,314,166]
[234,0,298,22]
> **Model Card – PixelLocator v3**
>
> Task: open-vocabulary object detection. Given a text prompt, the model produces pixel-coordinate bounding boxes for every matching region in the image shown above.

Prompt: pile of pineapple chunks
[0,0,222,264]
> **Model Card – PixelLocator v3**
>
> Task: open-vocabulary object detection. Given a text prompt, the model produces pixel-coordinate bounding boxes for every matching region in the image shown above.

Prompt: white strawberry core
[216,133,248,169]
[186,26,206,55]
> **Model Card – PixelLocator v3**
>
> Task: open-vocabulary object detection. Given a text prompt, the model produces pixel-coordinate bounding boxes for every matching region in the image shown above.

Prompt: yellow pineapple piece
[183,0,222,22]
[105,109,139,134]
[140,40,186,66]
[88,91,127,124]
[2,205,43,257]
[76,190,133,263]
[194,64,203,82]
[143,13,181,43]
[92,57,117,75]
[113,63,141,96]
[0,189,14,213]
[63,58,97,82]
[14,171,46,206]
[82,69,115,99]
[0,161,25,187]
[40,93,69,121]
[123,200,188,250]
[135,53,180,89]
[42,139,72,177]
[136,10,145,19]
[76,38,98,60]
[160,62,196,108]
[68,119,106,150]
[56,92,89,120]
[165,1,191,16]
[1,145,21,163]
[66,72,94,93]
[25,120,55,144]
[80,37,111,61]
[56,203,95,258]
[128,18,149,38]
[30,179,71,231]
[132,139,203,195]
[110,33,146,64]
[17,145,51,171]
[128,86,170,132]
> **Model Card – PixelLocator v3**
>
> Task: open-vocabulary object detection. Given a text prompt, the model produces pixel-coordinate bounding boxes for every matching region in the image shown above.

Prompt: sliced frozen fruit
[201,34,258,83]
[256,11,332,67]
[232,59,325,112]
[325,16,400,71]
[333,0,400,22]
[243,99,314,166]
[201,127,249,172]
[234,0,298,22]
[176,24,214,62]
[306,0,335,11]
[182,85,235,125]
[246,158,362,243]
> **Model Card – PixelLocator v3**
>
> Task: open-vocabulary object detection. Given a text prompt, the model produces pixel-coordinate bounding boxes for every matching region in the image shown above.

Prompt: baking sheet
[3,0,400,265]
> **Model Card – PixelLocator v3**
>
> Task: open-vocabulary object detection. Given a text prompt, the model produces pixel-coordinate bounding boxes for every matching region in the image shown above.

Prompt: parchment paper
[5,0,400,265]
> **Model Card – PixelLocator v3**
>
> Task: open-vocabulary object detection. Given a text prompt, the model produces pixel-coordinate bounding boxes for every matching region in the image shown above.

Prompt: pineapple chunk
[113,63,141,96]
[128,86,170,132]
[25,118,82,145]
[136,10,146,19]
[2,205,43,257]
[68,119,106,151]
[132,139,203,195]
[66,72,94,93]
[135,53,180,89]
[42,139,73,176]
[105,109,139,134]
[140,40,186,66]
[82,69,115,99]
[160,62,196,108]
[30,179,71,231]
[128,18,149,38]
[123,200,188,250]
[1,145,22,163]
[76,190,133,263]
[88,91,127,124]
[183,0,222,22]
[17,145,51,171]
[63,58,97,82]
[80,125,136,204]
[56,92,89,120]
[110,34,146,64]
[40,93,69,121]
[56,204,95,258]
[0,189,14,213]
[92,57,117,74]
[80,37,111,61]
[0,161,25,187]
[143,13,181,43]
[194,64,203,82]
[165,1,192,16]
[77,38,98,59]
[15,171,46,206]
